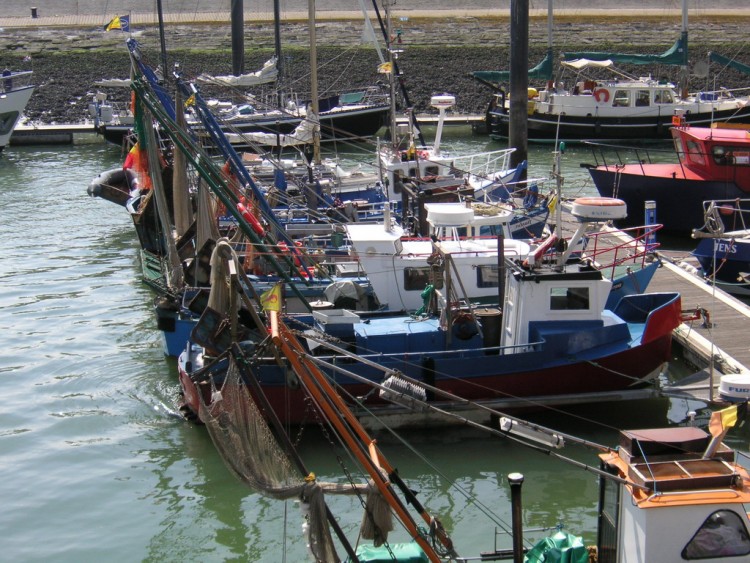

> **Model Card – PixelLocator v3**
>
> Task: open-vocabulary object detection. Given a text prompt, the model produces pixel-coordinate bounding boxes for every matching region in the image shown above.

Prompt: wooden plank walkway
[648,250,750,404]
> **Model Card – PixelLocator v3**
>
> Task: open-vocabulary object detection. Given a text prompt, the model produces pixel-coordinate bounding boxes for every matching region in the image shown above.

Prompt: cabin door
[596,464,621,563]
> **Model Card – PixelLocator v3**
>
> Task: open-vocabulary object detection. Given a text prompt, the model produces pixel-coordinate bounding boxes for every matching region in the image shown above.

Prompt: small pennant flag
[184,94,196,108]
[123,142,140,170]
[547,194,558,215]
[708,402,747,437]
[260,283,283,312]
[105,15,130,32]
[377,62,393,74]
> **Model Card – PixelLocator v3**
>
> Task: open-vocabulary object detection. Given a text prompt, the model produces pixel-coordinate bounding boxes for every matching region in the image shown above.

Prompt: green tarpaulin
[563,33,688,67]
[524,531,589,563]
[473,48,555,84]
[710,51,750,77]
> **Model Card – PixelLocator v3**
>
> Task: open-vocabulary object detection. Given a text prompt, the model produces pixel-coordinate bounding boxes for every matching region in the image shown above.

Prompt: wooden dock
[648,249,750,404]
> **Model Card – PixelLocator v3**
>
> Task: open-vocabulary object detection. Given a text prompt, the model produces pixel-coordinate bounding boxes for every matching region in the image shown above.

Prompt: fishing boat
[484,58,750,144]
[691,198,750,297]
[474,0,750,144]
[177,199,682,426]
[584,122,750,235]
[0,69,34,154]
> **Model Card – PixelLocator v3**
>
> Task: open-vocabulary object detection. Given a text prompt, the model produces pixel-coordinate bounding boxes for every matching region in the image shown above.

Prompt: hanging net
[196,350,394,561]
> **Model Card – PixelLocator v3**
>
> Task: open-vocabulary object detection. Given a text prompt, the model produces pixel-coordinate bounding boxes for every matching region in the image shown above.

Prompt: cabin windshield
[686,139,706,166]
[550,286,590,310]
[682,509,750,559]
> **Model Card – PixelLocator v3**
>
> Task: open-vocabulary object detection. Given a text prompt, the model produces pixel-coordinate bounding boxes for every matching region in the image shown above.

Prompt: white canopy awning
[561,59,614,71]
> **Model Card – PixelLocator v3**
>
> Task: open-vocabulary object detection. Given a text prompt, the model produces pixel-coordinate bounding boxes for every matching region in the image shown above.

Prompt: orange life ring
[593,88,610,103]
[237,202,265,237]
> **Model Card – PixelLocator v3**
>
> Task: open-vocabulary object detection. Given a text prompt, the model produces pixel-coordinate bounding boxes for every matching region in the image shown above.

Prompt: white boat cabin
[346,201,617,332]
[346,202,533,312]
[531,59,744,119]
[597,426,750,562]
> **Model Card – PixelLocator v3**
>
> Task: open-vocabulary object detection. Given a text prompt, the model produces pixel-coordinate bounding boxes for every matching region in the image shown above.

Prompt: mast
[308,0,320,164]
[508,0,529,174]
[371,0,426,147]
[156,0,168,81]
[273,0,283,78]
[679,0,689,98]
[230,0,244,76]
[384,0,398,151]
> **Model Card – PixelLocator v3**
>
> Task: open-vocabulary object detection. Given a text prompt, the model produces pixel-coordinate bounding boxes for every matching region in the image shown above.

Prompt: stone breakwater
[0,16,747,125]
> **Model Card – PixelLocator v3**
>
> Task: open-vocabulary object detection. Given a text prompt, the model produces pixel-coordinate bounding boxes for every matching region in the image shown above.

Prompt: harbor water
[1,133,744,562]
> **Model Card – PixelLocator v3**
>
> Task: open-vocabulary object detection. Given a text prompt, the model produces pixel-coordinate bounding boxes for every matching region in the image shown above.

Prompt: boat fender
[237,202,265,237]
[593,88,610,103]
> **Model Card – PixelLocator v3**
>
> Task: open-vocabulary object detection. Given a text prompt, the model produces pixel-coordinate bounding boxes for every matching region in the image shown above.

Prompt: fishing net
[197,351,394,561]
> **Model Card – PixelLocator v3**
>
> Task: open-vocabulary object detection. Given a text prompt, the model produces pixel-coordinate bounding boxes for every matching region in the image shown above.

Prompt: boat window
[712,146,750,166]
[612,90,630,107]
[476,265,499,288]
[654,90,673,104]
[686,140,706,165]
[635,90,650,107]
[674,137,686,161]
[682,510,750,559]
[425,165,440,176]
[550,287,590,310]
[0,111,19,135]
[404,267,431,291]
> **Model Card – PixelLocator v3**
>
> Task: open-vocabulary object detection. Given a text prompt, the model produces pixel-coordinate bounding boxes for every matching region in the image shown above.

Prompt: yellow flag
[105,15,130,32]
[260,283,283,312]
[708,403,747,437]
[184,94,196,108]
[377,62,393,74]
[547,194,558,215]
